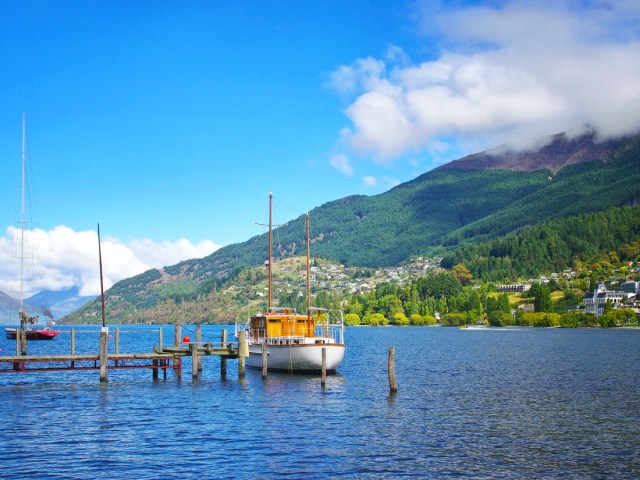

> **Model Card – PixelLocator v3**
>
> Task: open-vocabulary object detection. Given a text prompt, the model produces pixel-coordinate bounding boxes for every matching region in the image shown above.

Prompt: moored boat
[4,114,60,341]
[236,193,345,373]
[5,326,59,340]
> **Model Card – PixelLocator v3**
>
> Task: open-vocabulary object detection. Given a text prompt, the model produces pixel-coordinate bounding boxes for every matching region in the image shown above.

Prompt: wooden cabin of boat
[249,307,333,344]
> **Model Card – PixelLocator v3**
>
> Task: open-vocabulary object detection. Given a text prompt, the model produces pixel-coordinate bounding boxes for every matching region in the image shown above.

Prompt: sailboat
[236,193,345,373]
[5,114,60,341]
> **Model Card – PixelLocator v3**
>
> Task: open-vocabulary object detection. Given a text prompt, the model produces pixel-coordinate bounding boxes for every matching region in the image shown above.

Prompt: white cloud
[0,225,221,298]
[329,153,354,176]
[363,176,378,187]
[330,1,640,161]
[128,238,219,268]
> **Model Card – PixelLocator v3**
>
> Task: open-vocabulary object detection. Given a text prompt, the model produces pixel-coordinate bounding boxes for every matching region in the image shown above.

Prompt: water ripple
[1,326,640,478]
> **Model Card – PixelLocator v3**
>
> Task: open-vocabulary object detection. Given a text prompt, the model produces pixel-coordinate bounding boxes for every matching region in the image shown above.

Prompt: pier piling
[99,327,109,383]
[196,323,203,372]
[71,328,75,368]
[388,346,397,394]
[115,327,120,366]
[174,323,182,348]
[261,342,267,379]
[238,330,246,378]
[220,329,228,377]
[191,342,199,379]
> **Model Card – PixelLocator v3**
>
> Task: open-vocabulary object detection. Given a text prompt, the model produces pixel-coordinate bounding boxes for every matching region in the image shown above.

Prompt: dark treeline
[441,206,640,282]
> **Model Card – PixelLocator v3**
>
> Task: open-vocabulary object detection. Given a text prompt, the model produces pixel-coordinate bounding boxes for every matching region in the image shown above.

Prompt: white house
[582,283,628,316]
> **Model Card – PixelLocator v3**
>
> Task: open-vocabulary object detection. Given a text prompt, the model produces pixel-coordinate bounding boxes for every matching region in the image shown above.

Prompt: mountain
[439,130,622,173]
[65,130,640,323]
[27,287,97,319]
[0,287,95,325]
[0,291,49,325]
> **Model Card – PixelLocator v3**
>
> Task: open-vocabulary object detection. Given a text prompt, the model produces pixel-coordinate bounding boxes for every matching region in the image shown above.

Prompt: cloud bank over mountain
[0,225,220,298]
[329,1,640,165]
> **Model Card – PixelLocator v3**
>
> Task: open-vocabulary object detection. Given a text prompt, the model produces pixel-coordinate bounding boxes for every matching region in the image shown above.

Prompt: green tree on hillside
[532,284,553,313]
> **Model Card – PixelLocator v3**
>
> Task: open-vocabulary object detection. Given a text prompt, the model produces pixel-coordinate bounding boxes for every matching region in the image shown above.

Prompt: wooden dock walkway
[0,325,247,381]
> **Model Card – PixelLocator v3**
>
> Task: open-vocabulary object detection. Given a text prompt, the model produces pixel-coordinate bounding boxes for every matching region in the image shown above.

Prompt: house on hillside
[582,283,632,316]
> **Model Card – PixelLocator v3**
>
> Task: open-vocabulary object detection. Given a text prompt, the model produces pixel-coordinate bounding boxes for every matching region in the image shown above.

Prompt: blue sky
[1,0,639,297]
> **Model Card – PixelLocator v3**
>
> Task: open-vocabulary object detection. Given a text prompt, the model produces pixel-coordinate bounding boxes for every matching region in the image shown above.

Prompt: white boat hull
[246,342,345,373]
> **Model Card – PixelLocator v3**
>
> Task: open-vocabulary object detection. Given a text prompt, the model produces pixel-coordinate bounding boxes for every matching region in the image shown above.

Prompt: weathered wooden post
[115,327,120,366]
[175,356,182,379]
[321,347,327,386]
[99,327,109,383]
[196,323,203,372]
[220,329,228,377]
[158,327,163,351]
[71,328,76,368]
[238,330,246,378]
[173,323,182,348]
[15,329,20,356]
[191,342,199,379]
[152,359,159,380]
[21,329,27,356]
[388,346,397,393]
[261,342,268,379]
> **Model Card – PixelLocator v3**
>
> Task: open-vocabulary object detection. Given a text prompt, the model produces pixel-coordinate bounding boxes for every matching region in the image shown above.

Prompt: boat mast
[19,113,26,318]
[267,192,273,311]
[306,212,311,319]
[98,223,106,328]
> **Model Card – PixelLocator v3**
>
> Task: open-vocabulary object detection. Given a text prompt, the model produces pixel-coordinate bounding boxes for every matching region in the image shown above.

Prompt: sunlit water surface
[1,325,639,479]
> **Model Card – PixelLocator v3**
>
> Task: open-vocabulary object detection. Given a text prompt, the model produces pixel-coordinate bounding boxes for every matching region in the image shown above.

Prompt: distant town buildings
[497,284,531,293]
[582,282,637,316]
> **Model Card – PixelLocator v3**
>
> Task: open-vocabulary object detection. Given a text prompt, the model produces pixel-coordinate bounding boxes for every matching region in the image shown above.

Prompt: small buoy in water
[109,335,114,339]
[182,335,191,343]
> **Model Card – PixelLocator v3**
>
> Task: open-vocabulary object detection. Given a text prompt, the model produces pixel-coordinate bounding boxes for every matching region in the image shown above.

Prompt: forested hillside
[441,206,640,281]
[165,131,640,276]
[64,131,640,323]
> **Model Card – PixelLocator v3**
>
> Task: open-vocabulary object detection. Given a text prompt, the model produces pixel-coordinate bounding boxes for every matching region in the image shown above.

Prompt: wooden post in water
[158,327,163,351]
[196,323,202,371]
[191,342,199,379]
[261,342,268,379]
[21,329,27,356]
[220,329,228,377]
[15,329,20,356]
[173,323,181,348]
[99,327,109,383]
[321,347,327,386]
[152,359,158,380]
[388,346,397,394]
[175,356,182,379]
[238,330,246,378]
[115,327,120,367]
[71,328,75,368]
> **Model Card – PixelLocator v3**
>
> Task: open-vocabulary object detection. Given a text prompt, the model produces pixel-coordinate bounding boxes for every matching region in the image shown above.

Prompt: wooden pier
[0,325,244,382]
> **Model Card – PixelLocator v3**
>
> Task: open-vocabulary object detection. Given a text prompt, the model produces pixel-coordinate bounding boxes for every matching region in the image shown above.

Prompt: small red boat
[5,327,60,340]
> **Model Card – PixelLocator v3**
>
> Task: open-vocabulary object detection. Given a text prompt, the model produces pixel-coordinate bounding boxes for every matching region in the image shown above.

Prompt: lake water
[1,325,639,479]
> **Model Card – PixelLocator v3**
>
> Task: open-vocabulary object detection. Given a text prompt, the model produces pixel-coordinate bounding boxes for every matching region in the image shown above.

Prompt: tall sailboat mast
[19,113,27,316]
[98,223,106,328]
[267,192,273,311]
[306,213,311,319]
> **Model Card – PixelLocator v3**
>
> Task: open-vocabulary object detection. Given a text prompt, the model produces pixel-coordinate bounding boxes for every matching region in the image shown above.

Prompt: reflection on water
[1,325,640,479]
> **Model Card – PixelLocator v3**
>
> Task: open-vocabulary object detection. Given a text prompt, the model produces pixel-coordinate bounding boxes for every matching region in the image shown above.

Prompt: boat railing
[235,308,345,344]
